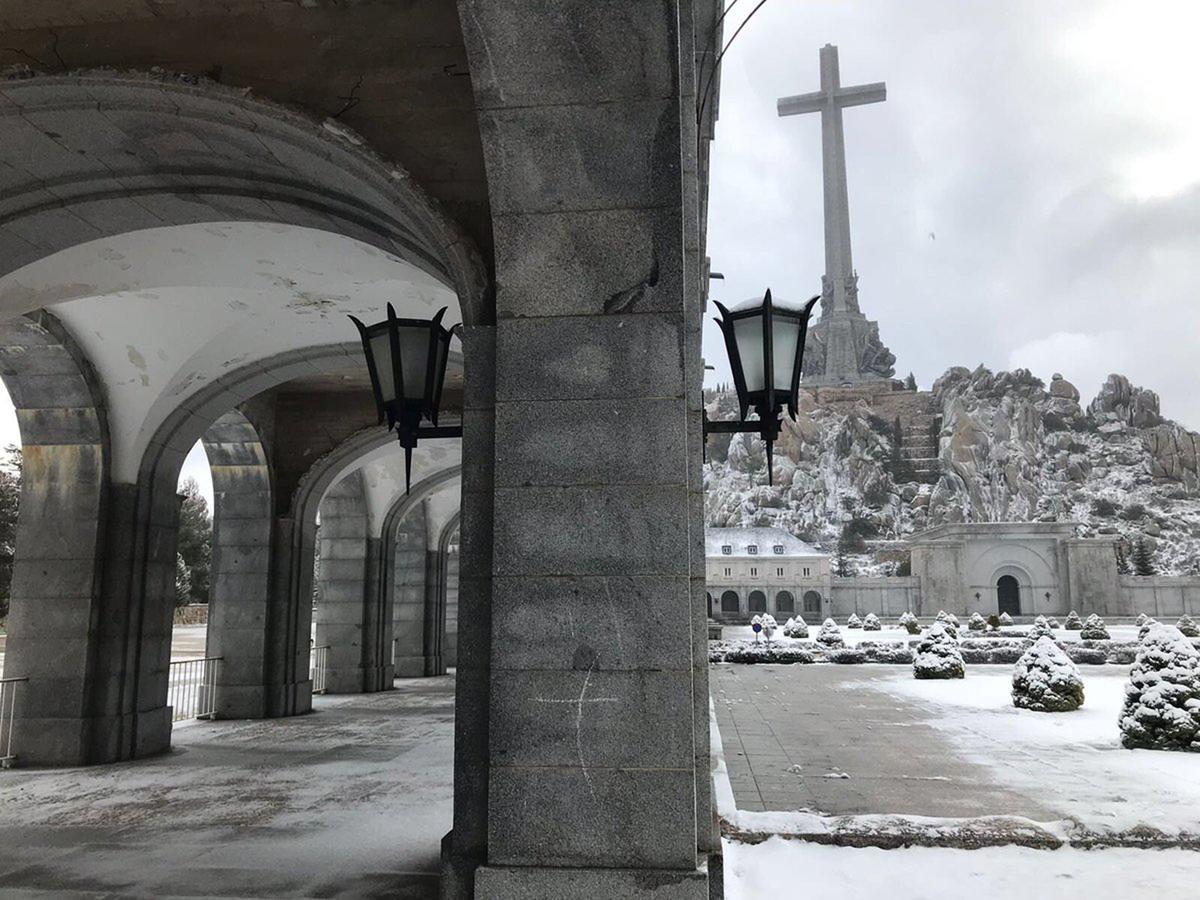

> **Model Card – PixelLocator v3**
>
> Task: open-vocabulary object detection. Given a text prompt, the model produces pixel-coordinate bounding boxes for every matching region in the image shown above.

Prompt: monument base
[472,864,711,899]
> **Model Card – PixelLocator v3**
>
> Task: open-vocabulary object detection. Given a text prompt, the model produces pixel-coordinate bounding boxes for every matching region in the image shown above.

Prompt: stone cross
[777,44,885,317]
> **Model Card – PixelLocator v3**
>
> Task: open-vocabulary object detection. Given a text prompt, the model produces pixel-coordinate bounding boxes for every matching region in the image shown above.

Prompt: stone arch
[380,466,463,678]
[0,310,113,765]
[748,590,767,613]
[199,409,274,718]
[775,590,795,614]
[720,590,740,614]
[0,72,489,324]
[803,590,822,615]
[435,510,463,670]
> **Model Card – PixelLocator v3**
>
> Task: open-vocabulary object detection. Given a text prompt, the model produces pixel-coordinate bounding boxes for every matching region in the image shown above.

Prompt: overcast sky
[0,1,1196,505]
[703,0,1200,431]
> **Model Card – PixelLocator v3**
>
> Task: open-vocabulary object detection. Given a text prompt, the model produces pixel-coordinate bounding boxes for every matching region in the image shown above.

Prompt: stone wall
[829,577,921,616]
[1121,576,1200,618]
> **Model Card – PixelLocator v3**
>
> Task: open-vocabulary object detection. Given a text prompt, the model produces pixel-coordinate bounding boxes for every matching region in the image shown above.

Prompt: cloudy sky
[703,0,1200,430]
[0,1,1196,504]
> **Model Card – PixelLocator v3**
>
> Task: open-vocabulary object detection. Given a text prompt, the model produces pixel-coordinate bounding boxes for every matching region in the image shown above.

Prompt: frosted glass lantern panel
[368,331,396,402]
[772,319,802,391]
[733,316,765,392]
[397,326,431,398]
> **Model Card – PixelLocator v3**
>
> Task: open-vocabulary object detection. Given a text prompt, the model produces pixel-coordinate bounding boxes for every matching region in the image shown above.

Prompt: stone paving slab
[711,663,1058,819]
[0,677,456,898]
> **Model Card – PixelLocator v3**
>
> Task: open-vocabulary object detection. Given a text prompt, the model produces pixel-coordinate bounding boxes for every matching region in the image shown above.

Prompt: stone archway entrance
[748,590,767,613]
[997,575,1021,616]
[721,590,740,613]
[803,590,822,615]
[776,591,795,614]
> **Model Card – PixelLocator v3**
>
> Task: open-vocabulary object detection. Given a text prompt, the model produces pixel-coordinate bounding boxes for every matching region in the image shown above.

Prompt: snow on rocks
[898,611,921,634]
[1012,636,1085,712]
[862,613,882,631]
[967,612,987,631]
[847,613,863,629]
[1177,615,1200,638]
[999,612,1015,626]
[783,616,809,639]
[1119,624,1200,751]
[913,623,965,680]
[1080,614,1110,640]
[1064,610,1083,631]
[816,618,845,647]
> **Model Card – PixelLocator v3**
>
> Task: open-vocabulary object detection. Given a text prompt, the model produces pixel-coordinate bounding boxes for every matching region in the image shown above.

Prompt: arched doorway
[803,590,822,615]
[776,591,795,614]
[997,575,1021,616]
[748,590,767,613]
[721,590,740,613]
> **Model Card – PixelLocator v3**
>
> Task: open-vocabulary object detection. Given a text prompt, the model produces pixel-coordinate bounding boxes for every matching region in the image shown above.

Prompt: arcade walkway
[0,678,455,898]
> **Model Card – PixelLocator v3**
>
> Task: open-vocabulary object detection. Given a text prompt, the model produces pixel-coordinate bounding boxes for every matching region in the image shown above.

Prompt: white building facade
[705,527,830,621]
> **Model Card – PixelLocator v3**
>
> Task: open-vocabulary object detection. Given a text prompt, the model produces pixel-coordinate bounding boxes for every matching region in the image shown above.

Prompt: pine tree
[1132,538,1156,576]
[0,445,20,619]
[904,372,918,392]
[1012,636,1084,712]
[177,477,212,605]
[1120,624,1200,751]
[1115,542,1132,575]
[913,623,964,680]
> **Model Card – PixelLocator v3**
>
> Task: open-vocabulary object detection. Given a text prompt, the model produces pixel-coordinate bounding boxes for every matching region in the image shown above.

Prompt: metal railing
[0,677,27,768]
[167,657,221,723]
[311,645,330,694]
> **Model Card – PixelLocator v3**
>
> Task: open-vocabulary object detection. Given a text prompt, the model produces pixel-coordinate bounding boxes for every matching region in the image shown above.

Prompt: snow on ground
[867,665,1200,835]
[725,837,1200,900]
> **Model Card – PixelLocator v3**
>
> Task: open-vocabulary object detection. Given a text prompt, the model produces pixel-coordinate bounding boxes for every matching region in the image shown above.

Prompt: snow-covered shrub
[783,616,808,638]
[898,611,921,635]
[987,645,1026,665]
[719,643,816,665]
[1177,615,1200,638]
[1135,613,1149,627]
[1048,617,1062,629]
[913,623,965,680]
[862,613,881,631]
[960,648,992,665]
[828,647,866,664]
[847,613,863,629]
[761,614,779,642]
[1080,614,1110,640]
[1064,610,1083,631]
[967,612,987,631]
[999,612,1015,626]
[1064,646,1109,666]
[1138,618,1159,642]
[860,642,913,664]
[1119,625,1200,751]
[1029,616,1054,641]
[815,618,845,647]
[1012,636,1085,712]
[936,610,960,629]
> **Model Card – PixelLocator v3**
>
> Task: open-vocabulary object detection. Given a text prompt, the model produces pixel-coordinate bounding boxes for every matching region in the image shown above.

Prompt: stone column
[443,543,460,668]
[314,471,373,693]
[459,3,707,895]
[391,501,430,677]
[203,411,275,718]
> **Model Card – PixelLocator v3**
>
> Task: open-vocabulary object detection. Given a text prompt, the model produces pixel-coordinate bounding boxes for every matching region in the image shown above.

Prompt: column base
[473,864,709,900]
[395,655,444,678]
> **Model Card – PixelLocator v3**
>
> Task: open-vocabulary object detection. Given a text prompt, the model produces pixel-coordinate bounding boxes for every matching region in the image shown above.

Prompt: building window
[803,566,810,577]
[773,545,785,554]
[723,567,731,577]
[776,567,784,577]
[747,545,758,555]
[750,567,758,577]
[721,545,732,555]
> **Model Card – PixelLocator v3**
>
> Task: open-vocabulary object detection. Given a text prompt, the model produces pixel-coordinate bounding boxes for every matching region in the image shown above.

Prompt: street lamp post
[705,289,819,484]
[349,303,462,492]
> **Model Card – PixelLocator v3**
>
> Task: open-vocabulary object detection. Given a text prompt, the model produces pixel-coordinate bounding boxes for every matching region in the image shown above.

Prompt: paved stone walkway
[711,664,1057,819]
[0,677,455,898]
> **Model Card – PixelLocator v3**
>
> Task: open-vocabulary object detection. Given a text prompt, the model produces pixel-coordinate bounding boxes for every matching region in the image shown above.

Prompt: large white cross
[778,44,885,316]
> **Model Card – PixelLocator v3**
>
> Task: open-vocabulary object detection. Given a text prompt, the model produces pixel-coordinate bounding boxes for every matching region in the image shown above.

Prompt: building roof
[705,527,826,559]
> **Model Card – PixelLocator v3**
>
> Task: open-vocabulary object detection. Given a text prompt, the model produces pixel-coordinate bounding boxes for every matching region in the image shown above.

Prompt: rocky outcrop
[703,366,1200,574]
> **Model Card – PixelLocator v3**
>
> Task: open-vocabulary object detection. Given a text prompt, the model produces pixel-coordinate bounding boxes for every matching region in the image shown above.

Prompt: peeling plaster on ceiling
[357,438,462,537]
[0,222,459,483]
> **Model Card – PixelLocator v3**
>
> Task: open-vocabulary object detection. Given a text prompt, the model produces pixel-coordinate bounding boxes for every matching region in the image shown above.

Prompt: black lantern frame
[349,303,462,492]
[704,289,819,485]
